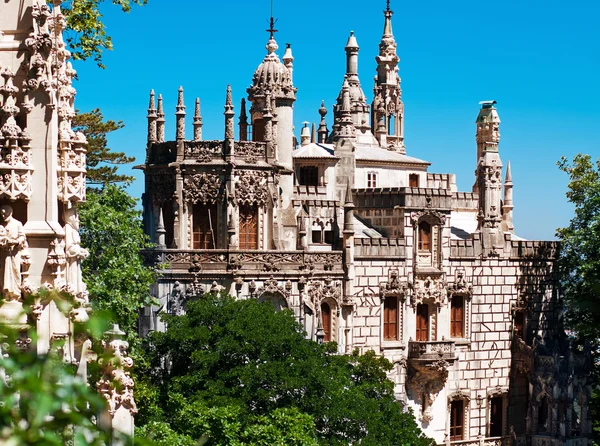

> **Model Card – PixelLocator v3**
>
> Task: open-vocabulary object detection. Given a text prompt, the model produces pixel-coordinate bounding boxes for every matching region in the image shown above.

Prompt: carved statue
[65,207,88,293]
[0,205,27,300]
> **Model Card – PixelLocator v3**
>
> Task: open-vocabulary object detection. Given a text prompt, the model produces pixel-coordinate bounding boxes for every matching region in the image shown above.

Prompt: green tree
[557,154,600,441]
[73,109,135,186]
[78,185,156,341]
[138,293,432,446]
[56,0,148,68]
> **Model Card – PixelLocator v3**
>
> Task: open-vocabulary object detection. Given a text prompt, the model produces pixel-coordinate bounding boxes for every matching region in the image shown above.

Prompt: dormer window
[367,172,378,188]
[298,166,319,187]
[418,221,431,252]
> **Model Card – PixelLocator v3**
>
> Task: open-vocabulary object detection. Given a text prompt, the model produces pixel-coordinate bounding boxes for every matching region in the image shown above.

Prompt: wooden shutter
[450,400,464,441]
[384,296,398,340]
[416,304,429,341]
[409,174,420,188]
[321,303,332,342]
[239,205,258,249]
[451,295,464,338]
[490,397,504,437]
[418,221,431,251]
[193,204,216,249]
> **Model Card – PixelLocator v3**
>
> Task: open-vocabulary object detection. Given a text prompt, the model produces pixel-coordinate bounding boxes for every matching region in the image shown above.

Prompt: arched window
[239,205,258,250]
[321,302,332,342]
[416,303,429,341]
[418,221,432,252]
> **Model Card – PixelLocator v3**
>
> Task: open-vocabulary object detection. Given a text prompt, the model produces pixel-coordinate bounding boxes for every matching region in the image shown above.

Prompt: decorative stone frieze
[235,170,268,206]
[411,275,447,308]
[235,141,266,164]
[183,172,222,205]
[308,278,342,307]
[185,140,223,162]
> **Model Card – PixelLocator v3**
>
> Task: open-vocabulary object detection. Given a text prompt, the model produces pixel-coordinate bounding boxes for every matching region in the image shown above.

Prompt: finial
[319,100,327,118]
[177,86,185,109]
[311,123,316,143]
[194,98,201,119]
[342,79,351,112]
[157,94,165,142]
[226,85,233,108]
[148,90,156,112]
[505,160,513,183]
[386,0,391,12]
[267,15,278,40]
[193,98,203,141]
[157,94,164,115]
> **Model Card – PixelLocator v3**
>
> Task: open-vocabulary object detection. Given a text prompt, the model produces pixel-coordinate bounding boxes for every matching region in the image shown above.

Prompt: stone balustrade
[437,436,511,446]
[408,339,456,361]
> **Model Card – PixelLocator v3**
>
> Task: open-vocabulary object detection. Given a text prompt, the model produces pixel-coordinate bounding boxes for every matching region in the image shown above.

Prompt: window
[490,397,504,437]
[239,205,259,249]
[418,221,432,252]
[252,119,265,142]
[312,224,334,245]
[298,166,319,186]
[450,295,464,338]
[409,174,420,188]
[383,296,398,340]
[514,310,525,339]
[450,400,464,441]
[416,303,429,341]
[312,229,322,244]
[321,302,332,342]
[367,172,378,188]
[193,204,217,249]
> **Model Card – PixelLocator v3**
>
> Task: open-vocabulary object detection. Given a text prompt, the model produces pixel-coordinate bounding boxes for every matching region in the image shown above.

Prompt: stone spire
[157,94,165,143]
[193,98,203,141]
[503,160,514,233]
[337,79,356,140]
[239,98,248,141]
[318,100,329,143]
[372,0,405,153]
[147,90,157,144]
[175,86,186,142]
[474,101,503,255]
[156,208,166,249]
[311,123,317,143]
[224,85,235,158]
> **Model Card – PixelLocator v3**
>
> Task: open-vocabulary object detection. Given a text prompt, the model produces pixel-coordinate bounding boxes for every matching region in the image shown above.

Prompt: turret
[193,98,203,141]
[300,122,311,146]
[333,80,357,201]
[474,101,503,256]
[372,0,405,153]
[224,85,235,159]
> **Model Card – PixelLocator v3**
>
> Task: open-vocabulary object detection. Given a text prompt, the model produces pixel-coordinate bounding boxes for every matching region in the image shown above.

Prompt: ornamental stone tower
[1,0,135,440]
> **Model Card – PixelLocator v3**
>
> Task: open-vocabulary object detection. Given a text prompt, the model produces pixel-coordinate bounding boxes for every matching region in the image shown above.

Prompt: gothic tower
[372,1,405,153]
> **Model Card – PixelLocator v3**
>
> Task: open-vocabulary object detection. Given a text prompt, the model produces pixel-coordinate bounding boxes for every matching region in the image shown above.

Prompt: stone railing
[408,339,456,361]
[235,141,267,164]
[144,249,344,273]
[184,140,223,162]
[438,437,511,446]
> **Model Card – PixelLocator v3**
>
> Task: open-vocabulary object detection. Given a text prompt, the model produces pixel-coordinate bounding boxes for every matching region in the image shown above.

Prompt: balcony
[408,340,456,363]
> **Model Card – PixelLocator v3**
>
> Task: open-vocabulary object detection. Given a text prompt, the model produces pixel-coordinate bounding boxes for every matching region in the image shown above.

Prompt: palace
[139,3,592,444]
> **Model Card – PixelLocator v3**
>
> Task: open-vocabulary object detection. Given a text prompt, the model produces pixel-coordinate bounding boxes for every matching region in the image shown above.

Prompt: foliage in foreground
[136,293,432,446]
[0,291,115,445]
[556,154,600,442]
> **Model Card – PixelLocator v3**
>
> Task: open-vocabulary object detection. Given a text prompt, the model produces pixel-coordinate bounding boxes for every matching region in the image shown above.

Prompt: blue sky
[73,0,600,241]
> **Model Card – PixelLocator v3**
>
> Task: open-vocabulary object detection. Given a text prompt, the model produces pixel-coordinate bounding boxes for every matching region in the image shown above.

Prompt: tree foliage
[556,154,600,441]
[78,185,156,340]
[0,290,117,445]
[73,109,135,186]
[137,293,432,445]
[56,0,148,68]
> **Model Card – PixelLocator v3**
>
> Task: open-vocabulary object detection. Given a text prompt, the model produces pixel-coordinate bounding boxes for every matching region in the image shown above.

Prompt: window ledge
[451,337,471,346]
[382,340,405,350]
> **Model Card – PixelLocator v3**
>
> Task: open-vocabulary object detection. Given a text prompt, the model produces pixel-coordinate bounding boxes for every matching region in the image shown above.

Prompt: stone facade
[139,2,592,445]
[1,0,135,440]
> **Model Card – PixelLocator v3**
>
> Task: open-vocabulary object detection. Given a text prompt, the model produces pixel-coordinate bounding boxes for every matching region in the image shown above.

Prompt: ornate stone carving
[183,173,222,205]
[47,237,66,289]
[380,269,409,301]
[410,209,446,226]
[411,275,447,308]
[65,208,88,294]
[184,141,223,162]
[406,358,450,424]
[448,269,473,299]
[0,206,28,300]
[257,277,289,299]
[150,169,176,204]
[97,325,138,417]
[308,278,341,307]
[235,141,266,164]
[235,170,268,206]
